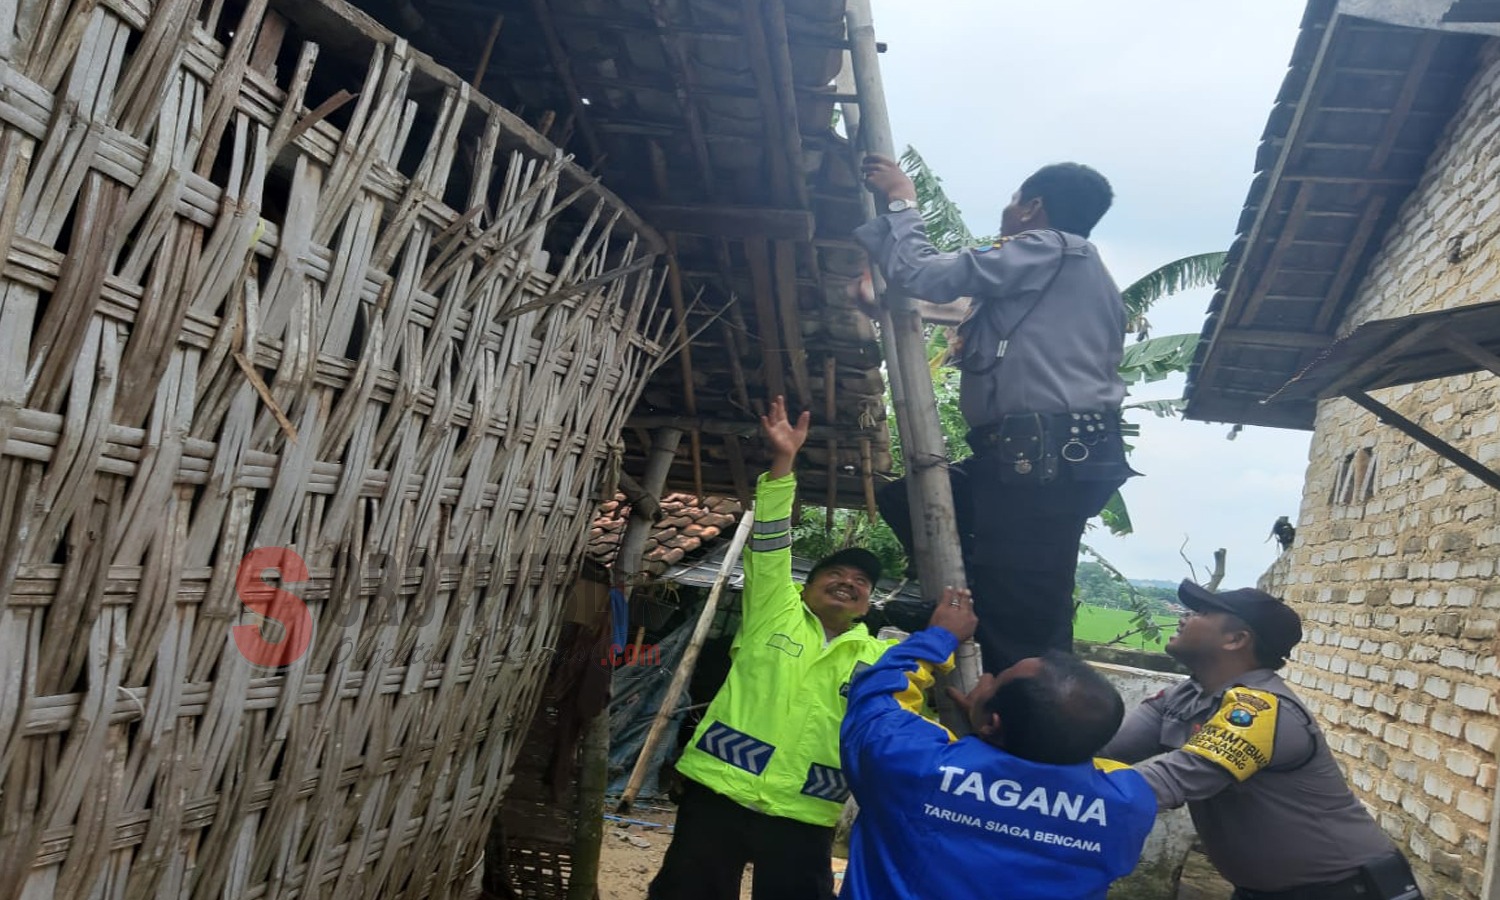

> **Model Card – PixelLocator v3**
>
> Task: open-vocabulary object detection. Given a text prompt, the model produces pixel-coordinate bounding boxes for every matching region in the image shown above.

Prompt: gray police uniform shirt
[1100,669,1394,892]
[853,210,1126,428]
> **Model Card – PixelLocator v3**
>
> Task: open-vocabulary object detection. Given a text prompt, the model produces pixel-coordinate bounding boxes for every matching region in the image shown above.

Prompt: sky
[867,0,1314,585]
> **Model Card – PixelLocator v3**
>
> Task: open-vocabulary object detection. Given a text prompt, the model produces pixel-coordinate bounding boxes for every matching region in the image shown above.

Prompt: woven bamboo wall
[0,0,668,896]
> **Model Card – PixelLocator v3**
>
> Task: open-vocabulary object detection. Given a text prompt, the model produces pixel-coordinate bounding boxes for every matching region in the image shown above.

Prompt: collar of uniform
[1192,667,1284,708]
[801,605,870,647]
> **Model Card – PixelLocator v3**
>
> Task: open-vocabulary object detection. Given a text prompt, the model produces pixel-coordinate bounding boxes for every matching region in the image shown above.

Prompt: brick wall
[1262,40,1500,900]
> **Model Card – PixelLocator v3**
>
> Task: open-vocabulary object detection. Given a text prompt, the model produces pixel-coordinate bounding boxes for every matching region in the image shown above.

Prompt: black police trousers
[647,778,836,900]
[878,454,1123,674]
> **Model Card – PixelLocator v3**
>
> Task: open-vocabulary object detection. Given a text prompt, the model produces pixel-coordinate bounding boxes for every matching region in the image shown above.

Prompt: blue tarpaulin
[605,616,697,799]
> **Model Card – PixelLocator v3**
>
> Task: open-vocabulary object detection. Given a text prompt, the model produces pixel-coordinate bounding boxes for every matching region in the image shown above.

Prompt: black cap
[809,548,882,585]
[1178,580,1303,661]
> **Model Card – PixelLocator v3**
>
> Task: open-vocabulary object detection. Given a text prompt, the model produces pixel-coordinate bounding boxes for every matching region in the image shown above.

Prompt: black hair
[984,651,1125,765]
[1222,613,1289,671]
[1019,163,1114,238]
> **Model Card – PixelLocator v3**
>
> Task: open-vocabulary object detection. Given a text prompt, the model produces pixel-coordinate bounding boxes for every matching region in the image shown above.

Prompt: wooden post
[568,428,682,899]
[617,505,756,813]
[565,710,611,900]
[616,429,685,582]
[845,0,983,692]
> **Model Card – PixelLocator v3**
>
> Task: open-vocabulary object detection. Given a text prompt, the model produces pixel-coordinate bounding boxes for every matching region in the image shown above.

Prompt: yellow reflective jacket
[674,473,895,826]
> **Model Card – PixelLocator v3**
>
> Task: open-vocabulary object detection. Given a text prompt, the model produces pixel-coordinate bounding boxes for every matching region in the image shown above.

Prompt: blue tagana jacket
[839,628,1158,900]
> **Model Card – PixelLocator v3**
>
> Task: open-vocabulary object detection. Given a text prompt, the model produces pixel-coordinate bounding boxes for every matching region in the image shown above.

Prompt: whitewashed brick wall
[1262,40,1500,900]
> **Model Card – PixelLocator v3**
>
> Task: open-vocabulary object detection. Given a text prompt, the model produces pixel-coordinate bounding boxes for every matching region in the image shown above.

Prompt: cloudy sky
[866,0,1314,585]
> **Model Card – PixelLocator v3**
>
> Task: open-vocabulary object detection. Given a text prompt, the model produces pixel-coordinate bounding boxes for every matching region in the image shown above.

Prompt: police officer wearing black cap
[1100,581,1423,900]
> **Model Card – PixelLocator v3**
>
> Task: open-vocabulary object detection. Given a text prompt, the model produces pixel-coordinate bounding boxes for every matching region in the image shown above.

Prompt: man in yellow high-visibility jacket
[648,396,895,900]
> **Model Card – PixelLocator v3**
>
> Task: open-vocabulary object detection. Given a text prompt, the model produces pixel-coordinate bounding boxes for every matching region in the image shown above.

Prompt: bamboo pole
[617,505,756,813]
[470,14,504,88]
[845,0,983,692]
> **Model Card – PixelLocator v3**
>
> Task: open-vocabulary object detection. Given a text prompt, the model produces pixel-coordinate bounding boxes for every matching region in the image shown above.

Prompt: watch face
[887,199,914,213]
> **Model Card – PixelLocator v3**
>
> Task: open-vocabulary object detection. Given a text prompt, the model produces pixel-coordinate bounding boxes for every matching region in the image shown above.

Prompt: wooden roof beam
[636,204,815,241]
[1313,193,1387,332]
[644,0,719,200]
[524,0,605,163]
[591,119,760,144]
[490,67,858,104]
[1233,182,1312,328]
[736,0,795,208]
[628,415,882,441]
[1217,328,1336,349]
[775,239,813,410]
[541,10,888,52]
[758,0,813,210]
[1193,13,1342,396]
[745,237,790,402]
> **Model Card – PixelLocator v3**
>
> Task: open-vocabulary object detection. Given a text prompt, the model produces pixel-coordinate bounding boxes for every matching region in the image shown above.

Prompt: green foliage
[1123,398,1188,419]
[1073,606,1177,651]
[898,147,992,252]
[1097,490,1132,537]
[1075,550,1175,646]
[1119,333,1200,386]
[790,508,907,580]
[1122,251,1226,336]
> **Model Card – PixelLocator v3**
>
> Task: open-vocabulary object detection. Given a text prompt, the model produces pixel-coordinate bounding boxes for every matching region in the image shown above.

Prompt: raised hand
[845,269,881,320]
[928,585,976,643]
[760,395,810,479]
[860,154,917,203]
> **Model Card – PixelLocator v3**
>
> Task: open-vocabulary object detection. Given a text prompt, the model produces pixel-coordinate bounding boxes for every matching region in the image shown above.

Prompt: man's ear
[977,711,1003,741]
[1222,627,1253,653]
[1020,196,1044,223]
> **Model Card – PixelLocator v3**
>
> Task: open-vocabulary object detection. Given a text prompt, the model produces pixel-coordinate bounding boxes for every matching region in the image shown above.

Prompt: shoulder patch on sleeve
[1180,687,1278,781]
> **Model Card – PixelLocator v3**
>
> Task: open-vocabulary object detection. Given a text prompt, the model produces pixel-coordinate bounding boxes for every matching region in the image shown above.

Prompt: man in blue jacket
[840,588,1156,899]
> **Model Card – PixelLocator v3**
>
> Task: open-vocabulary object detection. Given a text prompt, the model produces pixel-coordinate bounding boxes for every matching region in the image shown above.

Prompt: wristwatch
[886,198,917,213]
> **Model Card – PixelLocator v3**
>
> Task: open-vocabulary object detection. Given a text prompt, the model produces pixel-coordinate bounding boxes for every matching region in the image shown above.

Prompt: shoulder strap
[960,230,1070,376]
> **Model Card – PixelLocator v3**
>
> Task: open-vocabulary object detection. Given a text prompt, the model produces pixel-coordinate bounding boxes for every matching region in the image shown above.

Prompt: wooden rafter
[1233,182,1311,328]
[745,237,789,403]
[774,239,812,409]
[475,67,859,105]
[736,0,795,207]
[644,0,719,199]
[1312,193,1388,332]
[524,0,605,163]
[824,354,838,528]
[628,415,880,441]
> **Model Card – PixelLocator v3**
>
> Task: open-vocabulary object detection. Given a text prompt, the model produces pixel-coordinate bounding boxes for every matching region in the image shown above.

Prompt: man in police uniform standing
[647,396,894,900]
[854,155,1134,673]
[1100,581,1423,900]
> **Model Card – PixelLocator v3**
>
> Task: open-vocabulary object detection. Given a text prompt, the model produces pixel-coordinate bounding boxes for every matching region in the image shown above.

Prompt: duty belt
[1234,871,1369,900]
[967,410,1120,469]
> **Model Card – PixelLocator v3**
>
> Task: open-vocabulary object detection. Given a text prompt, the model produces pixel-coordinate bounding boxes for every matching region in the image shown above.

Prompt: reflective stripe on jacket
[675,472,894,826]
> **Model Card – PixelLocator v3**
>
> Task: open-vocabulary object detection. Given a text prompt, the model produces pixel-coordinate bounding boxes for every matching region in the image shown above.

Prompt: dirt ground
[596,804,847,900]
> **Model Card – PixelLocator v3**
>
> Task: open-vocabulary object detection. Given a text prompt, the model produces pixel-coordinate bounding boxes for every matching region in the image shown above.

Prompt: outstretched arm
[741,397,811,630]
[854,155,1064,303]
[1098,694,1169,765]
[760,394,809,480]
[1132,687,1311,809]
[841,588,974,786]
